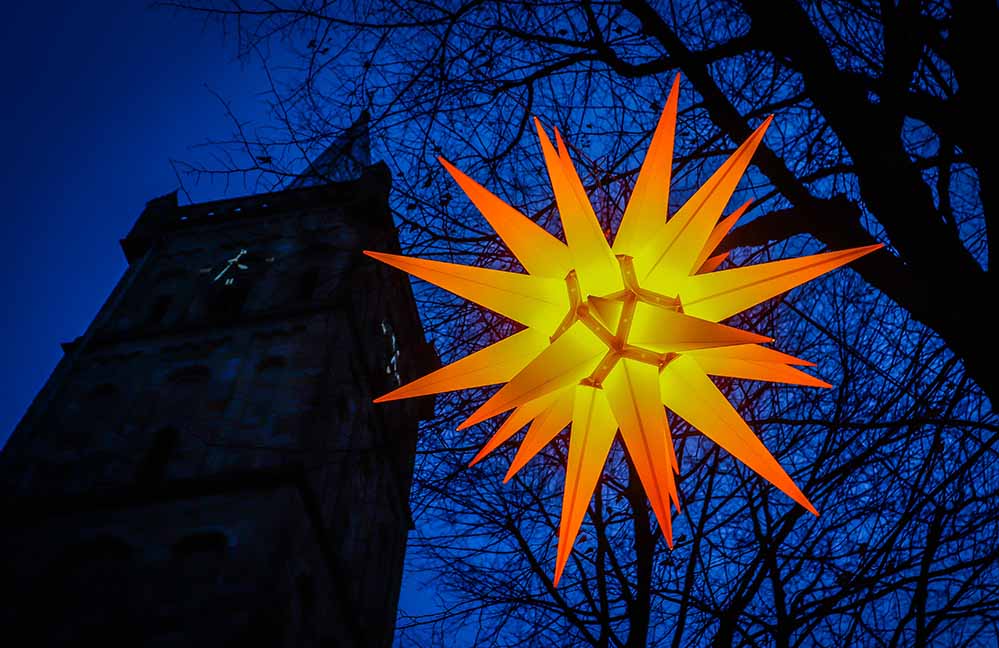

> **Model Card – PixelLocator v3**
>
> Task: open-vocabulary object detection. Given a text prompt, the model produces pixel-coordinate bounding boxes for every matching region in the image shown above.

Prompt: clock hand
[213,249,250,282]
[213,264,233,283]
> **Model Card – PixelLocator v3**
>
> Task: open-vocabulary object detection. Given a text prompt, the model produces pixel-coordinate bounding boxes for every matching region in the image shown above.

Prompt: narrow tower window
[299,267,321,301]
[147,295,173,327]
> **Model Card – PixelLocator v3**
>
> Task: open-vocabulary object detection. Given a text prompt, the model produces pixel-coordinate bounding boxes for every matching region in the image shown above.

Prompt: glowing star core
[365,74,881,587]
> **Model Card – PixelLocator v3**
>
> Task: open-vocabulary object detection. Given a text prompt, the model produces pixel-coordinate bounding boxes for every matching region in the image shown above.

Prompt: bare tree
[166,1,999,645]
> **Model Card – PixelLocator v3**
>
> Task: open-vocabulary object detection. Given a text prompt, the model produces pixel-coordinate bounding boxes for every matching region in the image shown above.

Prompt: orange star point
[366,76,881,587]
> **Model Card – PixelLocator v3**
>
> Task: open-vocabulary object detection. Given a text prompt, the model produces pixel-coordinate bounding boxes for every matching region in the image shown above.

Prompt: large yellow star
[365,76,880,586]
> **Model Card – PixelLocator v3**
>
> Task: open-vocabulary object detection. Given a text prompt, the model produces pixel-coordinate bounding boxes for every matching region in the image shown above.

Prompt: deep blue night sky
[0,2,442,624]
[0,3,283,447]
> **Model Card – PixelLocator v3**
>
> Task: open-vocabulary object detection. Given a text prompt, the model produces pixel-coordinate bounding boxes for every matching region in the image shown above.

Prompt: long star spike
[505,388,575,481]
[687,353,831,388]
[639,117,773,290]
[687,344,816,366]
[363,251,567,331]
[660,356,817,514]
[698,252,729,274]
[627,303,772,350]
[553,128,594,228]
[375,328,550,402]
[604,359,678,538]
[554,385,618,587]
[614,74,681,258]
[468,390,564,466]
[681,244,884,323]
[458,322,605,430]
[534,118,620,296]
[693,199,753,270]
[438,156,572,278]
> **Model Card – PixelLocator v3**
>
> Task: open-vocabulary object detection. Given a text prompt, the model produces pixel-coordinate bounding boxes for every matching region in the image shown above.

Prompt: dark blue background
[0,3,281,447]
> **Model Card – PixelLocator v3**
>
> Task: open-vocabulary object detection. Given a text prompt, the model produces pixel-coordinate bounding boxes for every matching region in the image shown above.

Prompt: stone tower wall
[0,164,435,647]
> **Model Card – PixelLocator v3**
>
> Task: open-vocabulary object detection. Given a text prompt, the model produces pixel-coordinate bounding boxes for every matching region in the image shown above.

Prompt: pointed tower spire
[289,110,371,188]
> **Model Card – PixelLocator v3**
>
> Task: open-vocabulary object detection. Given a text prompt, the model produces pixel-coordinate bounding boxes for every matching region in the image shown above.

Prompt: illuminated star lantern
[365,75,881,586]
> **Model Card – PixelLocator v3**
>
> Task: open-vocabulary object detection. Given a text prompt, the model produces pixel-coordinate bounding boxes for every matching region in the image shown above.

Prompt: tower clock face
[200,249,270,288]
[198,248,272,320]
[210,248,249,287]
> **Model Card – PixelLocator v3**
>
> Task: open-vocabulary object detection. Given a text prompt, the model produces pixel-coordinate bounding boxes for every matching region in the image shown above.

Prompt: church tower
[0,115,437,646]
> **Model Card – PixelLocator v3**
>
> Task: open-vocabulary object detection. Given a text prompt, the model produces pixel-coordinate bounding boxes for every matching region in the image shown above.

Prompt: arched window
[163,365,212,430]
[145,269,188,329]
[295,243,342,303]
[167,364,212,384]
[135,426,179,486]
[172,531,228,586]
[245,355,288,433]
